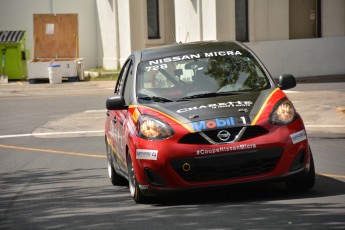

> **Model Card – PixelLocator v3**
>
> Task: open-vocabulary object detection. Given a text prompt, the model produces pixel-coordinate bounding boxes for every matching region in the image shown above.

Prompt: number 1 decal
[239,116,247,124]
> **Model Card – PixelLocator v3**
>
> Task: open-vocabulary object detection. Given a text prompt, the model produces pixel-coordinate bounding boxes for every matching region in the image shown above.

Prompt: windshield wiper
[138,95,174,103]
[177,92,219,101]
[176,92,241,101]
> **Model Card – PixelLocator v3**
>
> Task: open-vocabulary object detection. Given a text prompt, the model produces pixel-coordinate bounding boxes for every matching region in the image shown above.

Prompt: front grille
[239,126,269,141]
[170,147,283,182]
[179,126,268,144]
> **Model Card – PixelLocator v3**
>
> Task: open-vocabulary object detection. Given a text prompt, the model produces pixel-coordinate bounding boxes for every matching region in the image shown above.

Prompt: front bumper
[130,117,310,195]
[138,164,309,197]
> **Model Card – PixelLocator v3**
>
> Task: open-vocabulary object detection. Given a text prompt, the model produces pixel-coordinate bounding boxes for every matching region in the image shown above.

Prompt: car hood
[137,88,278,132]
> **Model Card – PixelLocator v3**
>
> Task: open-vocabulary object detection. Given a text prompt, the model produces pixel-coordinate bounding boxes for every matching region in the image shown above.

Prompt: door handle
[106,111,110,116]
[112,116,117,123]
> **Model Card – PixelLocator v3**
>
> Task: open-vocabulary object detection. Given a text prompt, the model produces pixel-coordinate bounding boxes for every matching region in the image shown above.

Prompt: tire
[286,149,315,191]
[127,155,148,203]
[106,141,125,186]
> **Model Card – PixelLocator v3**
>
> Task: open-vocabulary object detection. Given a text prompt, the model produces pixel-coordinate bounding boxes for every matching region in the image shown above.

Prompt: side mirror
[106,95,128,110]
[279,74,296,90]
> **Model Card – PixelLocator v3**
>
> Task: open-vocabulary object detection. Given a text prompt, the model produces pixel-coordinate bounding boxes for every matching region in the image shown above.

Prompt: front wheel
[127,155,148,203]
[286,149,315,191]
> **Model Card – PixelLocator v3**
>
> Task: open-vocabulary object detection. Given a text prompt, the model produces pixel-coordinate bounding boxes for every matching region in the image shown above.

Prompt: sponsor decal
[126,118,136,136]
[204,51,242,57]
[109,122,124,154]
[290,130,307,144]
[192,116,249,131]
[177,101,253,113]
[197,144,257,156]
[131,105,195,133]
[148,51,242,66]
[251,88,280,125]
[136,149,158,160]
[132,108,141,122]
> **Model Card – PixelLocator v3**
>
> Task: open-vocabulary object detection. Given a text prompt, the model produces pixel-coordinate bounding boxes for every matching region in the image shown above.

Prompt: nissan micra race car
[105,41,315,203]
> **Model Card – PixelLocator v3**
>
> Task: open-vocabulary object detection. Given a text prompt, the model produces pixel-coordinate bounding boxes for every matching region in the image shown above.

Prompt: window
[123,63,133,105]
[147,0,160,39]
[114,59,133,105]
[235,0,248,42]
[114,59,131,94]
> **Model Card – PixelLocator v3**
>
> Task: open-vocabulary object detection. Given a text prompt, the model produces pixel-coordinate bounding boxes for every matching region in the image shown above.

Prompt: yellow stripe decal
[107,136,126,165]
[251,88,280,125]
[131,105,194,133]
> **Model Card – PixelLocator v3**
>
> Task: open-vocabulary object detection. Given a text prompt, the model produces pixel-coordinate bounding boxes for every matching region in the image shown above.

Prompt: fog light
[289,149,306,172]
[144,168,167,187]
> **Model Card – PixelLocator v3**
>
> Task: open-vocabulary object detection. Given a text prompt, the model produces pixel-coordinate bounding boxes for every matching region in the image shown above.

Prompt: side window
[114,60,131,94]
[123,62,134,105]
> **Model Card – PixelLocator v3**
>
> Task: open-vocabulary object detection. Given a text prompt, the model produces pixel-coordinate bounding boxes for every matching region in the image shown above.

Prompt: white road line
[319,105,337,109]
[284,90,301,94]
[305,125,345,128]
[84,110,107,113]
[0,130,103,139]
[0,125,344,139]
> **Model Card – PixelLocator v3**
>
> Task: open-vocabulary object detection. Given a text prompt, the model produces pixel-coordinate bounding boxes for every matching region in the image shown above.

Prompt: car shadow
[1,168,344,230]
[152,174,345,206]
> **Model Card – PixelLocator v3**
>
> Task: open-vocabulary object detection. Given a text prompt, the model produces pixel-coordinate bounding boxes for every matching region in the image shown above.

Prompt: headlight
[269,98,296,125]
[138,115,174,140]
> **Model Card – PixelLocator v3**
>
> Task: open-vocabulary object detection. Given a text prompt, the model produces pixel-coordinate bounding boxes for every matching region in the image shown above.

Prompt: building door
[289,0,320,39]
[33,14,78,59]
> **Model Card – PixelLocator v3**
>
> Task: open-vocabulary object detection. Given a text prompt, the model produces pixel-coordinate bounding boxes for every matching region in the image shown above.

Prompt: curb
[296,74,345,84]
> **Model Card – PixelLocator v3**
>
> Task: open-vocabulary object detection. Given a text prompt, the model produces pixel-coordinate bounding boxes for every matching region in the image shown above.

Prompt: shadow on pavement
[1,167,345,229]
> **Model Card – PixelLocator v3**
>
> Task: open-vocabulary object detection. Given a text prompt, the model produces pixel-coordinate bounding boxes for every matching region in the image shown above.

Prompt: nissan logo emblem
[217,130,231,142]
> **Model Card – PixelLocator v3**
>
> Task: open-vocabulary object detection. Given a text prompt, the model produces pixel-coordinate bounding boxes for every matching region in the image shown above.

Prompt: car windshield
[137,49,271,103]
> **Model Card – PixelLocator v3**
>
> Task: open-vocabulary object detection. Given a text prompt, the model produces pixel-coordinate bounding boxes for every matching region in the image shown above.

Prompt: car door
[107,59,134,174]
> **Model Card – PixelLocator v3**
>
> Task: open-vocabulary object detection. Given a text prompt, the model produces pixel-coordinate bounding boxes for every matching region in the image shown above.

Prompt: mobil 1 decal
[192,115,250,131]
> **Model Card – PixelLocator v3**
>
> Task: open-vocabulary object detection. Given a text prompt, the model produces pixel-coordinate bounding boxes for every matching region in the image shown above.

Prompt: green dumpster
[0,31,29,80]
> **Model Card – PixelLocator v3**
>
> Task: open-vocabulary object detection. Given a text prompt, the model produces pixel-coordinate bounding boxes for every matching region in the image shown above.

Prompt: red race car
[105,41,315,203]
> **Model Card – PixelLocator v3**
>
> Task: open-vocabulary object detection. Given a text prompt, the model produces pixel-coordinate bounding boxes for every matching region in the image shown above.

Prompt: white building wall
[1,0,345,77]
[249,0,289,41]
[116,0,132,67]
[216,0,236,41]
[172,0,345,79]
[247,37,345,78]
[144,0,176,47]
[129,0,146,53]
[0,0,98,70]
[322,0,345,37]
[246,0,345,78]
[96,0,117,69]
[201,0,217,41]
[160,0,176,45]
[174,0,201,43]
[174,0,236,42]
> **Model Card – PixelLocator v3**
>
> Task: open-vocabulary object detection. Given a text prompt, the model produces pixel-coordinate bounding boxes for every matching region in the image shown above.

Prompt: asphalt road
[0,81,344,229]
